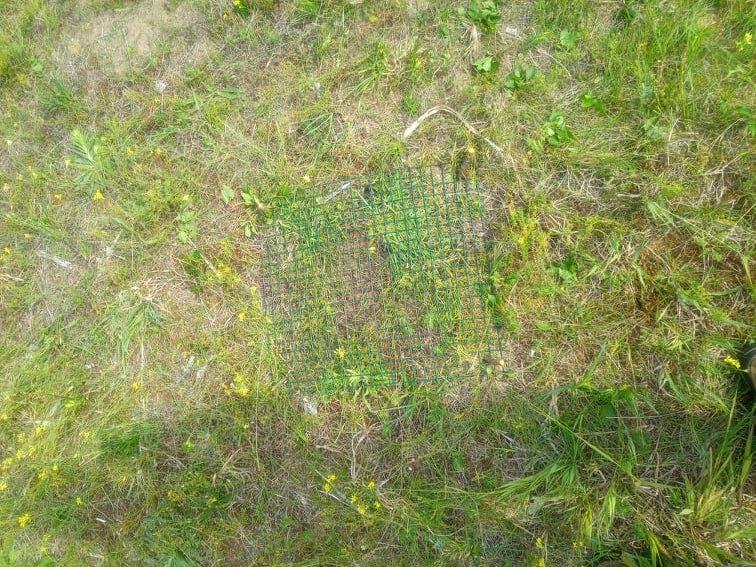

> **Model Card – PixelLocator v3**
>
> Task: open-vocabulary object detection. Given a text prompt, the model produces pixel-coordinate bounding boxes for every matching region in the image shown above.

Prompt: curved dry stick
[402,105,513,166]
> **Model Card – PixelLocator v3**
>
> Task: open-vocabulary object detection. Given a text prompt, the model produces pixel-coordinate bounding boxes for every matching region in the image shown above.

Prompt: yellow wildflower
[724,355,741,369]
[350,493,357,504]
[76,496,83,506]
[92,189,104,201]
[0,481,7,491]
[366,480,375,489]
[17,513,30,528]
[3,247,10,254]
[131,381,142,391]
[323,473,336,493]
[373,500,381,509]
[237,311,246,322]
[356,504,368,515]
[53,193,62,200]
[302,175,311,184]
[736,31,752,50]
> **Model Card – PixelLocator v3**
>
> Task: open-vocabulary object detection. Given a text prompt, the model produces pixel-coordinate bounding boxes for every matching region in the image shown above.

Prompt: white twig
[36,250,75,270]
[402,105,513,166]
[350,431,366,481]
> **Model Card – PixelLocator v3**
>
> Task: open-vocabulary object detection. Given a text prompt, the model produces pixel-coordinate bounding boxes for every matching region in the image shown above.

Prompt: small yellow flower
[302,175,311,184]
[373,500,381,509]
[53,193,62,200]
[235,385,249,397]
[467,145,476,155]
[233,374,244,384]
[76,496,83,506]
[237,311,246,322]
[724,355,741,369]
[322,473,336,493]
[350,493,357,503]
[736,31,752,50]
[3,247,10,255]
[17,513,30,528]
[0,481,7,491]
[356,504,368,515]
[366,480,375,489]
[182,193,190,201]
[535,536,544,549]
[92,189,104,201]
[334,347,346,359]
[131,381,142,391]
[51,464,58,473]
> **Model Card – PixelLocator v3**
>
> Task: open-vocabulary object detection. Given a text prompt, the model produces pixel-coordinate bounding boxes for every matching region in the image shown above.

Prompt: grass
[0,0,753,564]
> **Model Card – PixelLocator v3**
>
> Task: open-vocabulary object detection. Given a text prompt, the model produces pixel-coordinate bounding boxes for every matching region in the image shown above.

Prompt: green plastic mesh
[260,166,498,393]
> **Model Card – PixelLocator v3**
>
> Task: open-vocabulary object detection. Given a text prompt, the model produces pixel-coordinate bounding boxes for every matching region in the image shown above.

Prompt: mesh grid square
[260,166,498,393]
